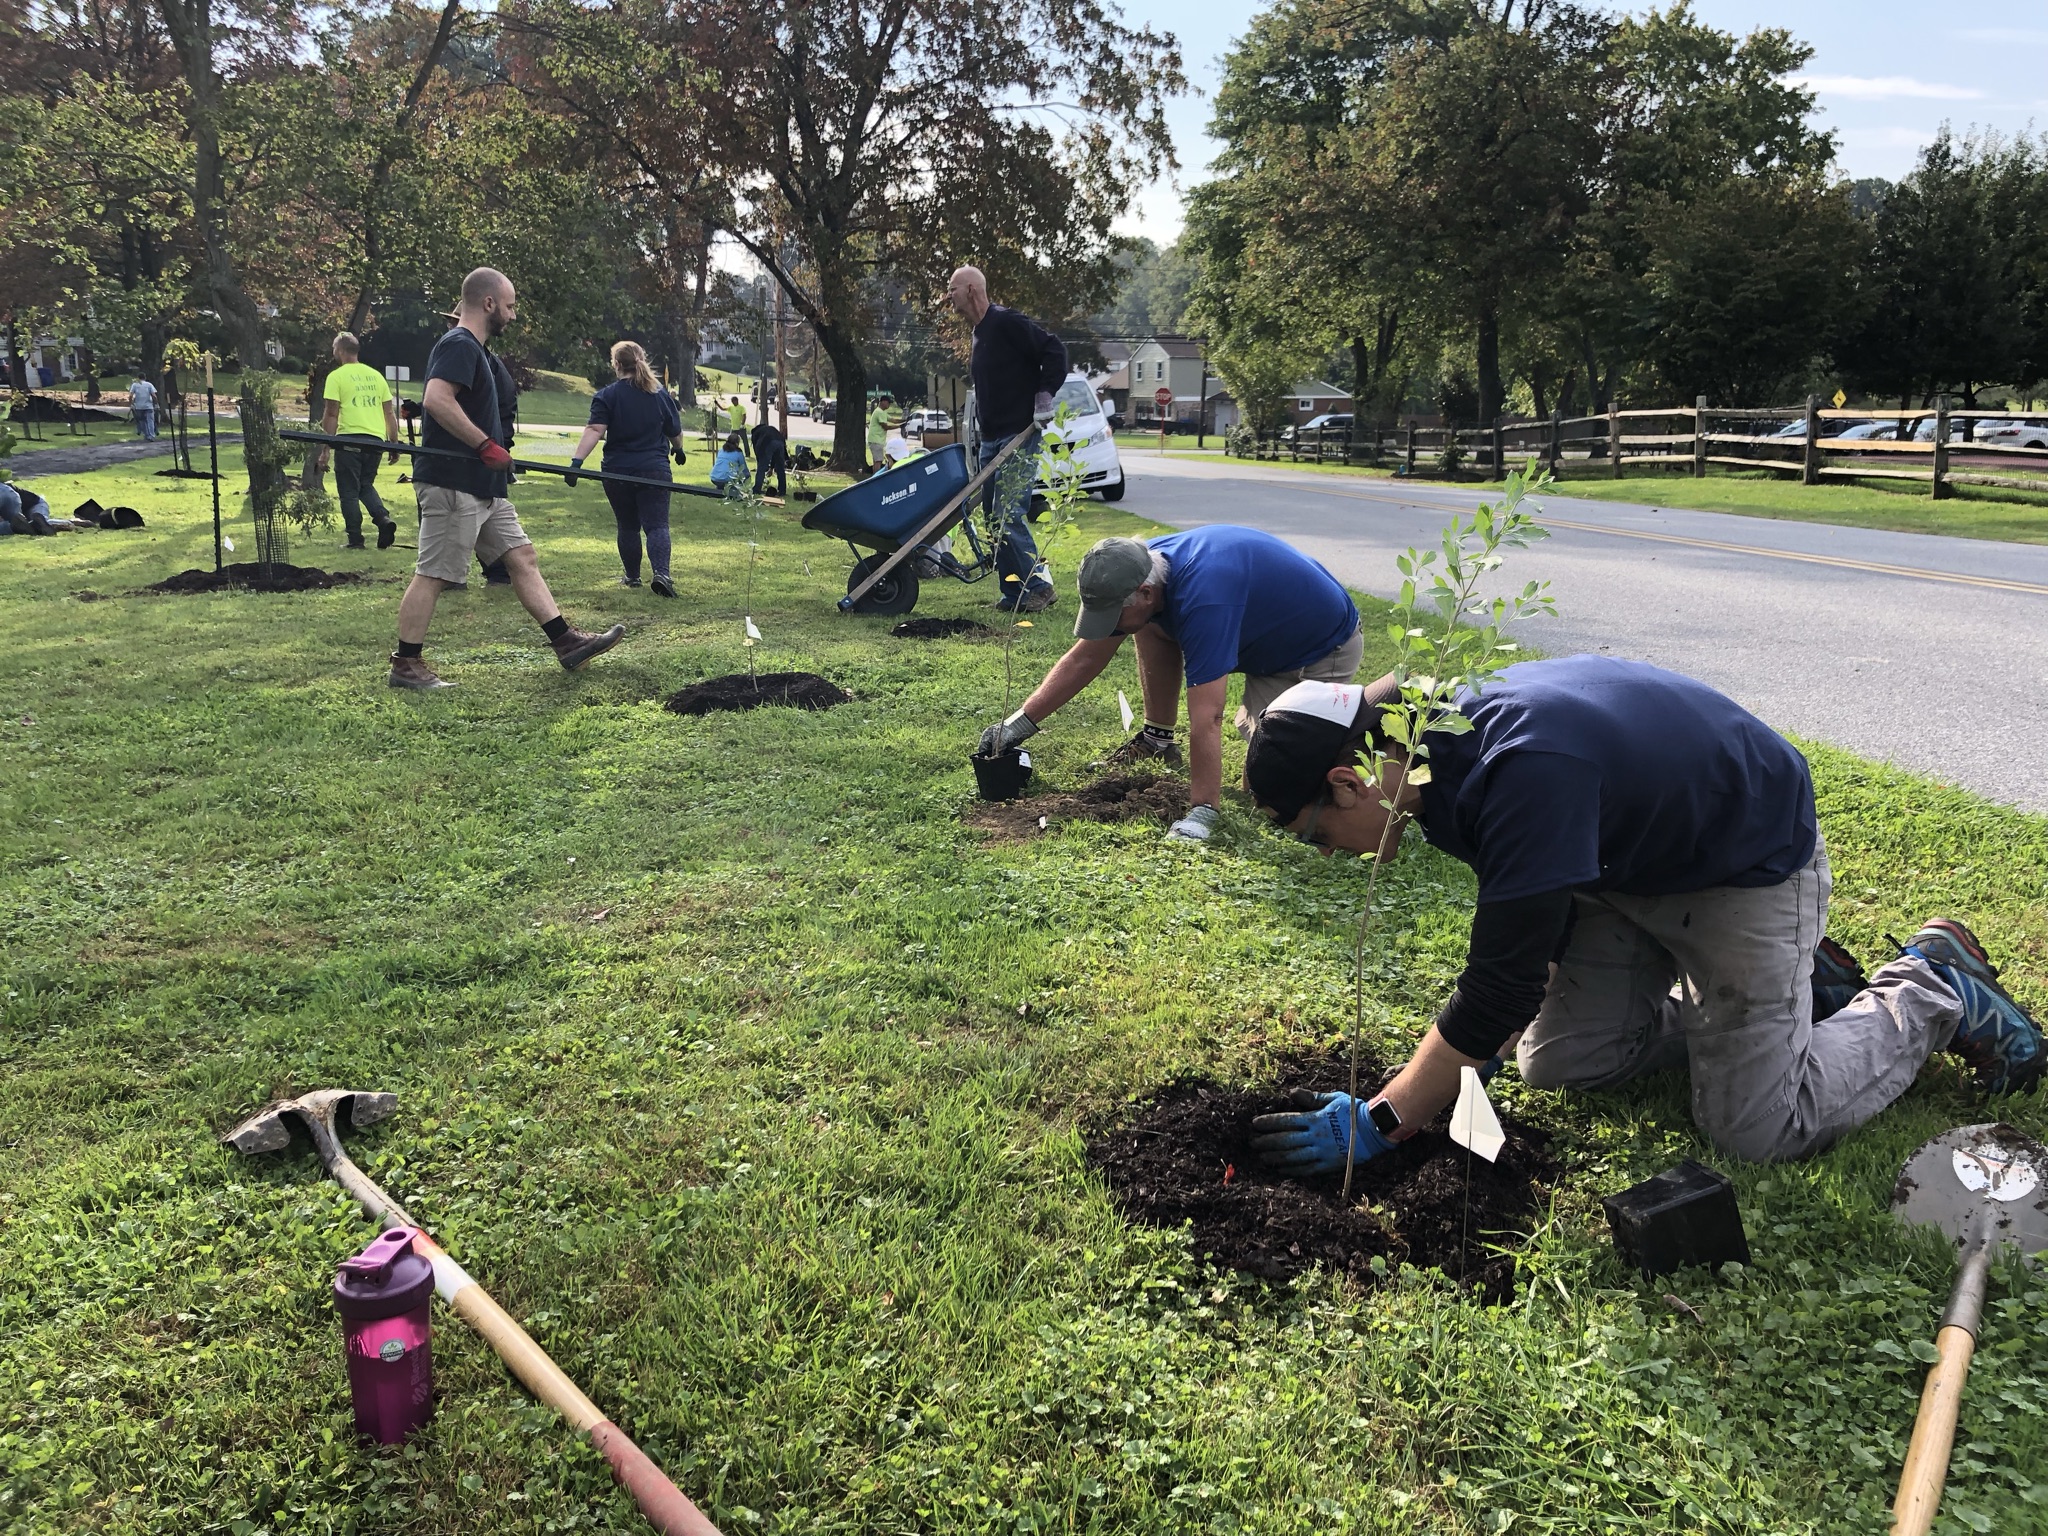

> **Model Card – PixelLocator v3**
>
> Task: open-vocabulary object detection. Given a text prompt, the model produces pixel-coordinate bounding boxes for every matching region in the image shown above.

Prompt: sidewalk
[12,434,242,480]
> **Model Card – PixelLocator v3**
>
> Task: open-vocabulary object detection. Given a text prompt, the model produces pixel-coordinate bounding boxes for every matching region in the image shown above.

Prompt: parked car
[1970,418,2048,449]
[1829,420,1894,441]
[785,392,810,416]
[964,373,1125,502]
[1279,412,1354,444]
[816,398,837,424]
[902,408,952,438]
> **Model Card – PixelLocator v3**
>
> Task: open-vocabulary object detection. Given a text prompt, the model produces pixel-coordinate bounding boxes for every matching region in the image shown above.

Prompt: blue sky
[1113,0,2048,239]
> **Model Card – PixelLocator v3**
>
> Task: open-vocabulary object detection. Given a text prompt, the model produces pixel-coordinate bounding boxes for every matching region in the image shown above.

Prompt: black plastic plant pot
[1601,1159,1751,1279]
[971,747,1033,802]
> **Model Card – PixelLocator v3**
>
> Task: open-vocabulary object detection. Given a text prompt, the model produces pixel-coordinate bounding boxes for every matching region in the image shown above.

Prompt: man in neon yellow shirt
[728,395,748,457]
[318,331,402,549]
[866,393,895,471]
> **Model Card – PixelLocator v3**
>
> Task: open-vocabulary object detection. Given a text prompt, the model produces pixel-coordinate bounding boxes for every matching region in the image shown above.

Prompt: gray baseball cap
[1073,536,1156,640]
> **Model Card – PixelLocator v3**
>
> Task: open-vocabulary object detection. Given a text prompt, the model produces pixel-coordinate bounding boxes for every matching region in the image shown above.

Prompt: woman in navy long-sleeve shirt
[570,342,685,596]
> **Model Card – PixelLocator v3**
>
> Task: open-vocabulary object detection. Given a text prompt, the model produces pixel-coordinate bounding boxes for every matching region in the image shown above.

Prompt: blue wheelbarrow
[803,434,1032,615]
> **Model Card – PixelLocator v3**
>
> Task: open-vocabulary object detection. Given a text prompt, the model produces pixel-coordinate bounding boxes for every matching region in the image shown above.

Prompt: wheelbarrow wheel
[846,553,919,616]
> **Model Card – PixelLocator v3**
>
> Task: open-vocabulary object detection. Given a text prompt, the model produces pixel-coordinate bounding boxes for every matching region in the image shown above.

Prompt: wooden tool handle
[1891,1324,1977,1536]
[406,1226,723,1533]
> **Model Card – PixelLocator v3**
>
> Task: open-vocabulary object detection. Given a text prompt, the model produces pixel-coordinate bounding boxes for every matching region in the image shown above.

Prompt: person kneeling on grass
[977,528,1362,844]
[1240,656,2045,1175]
[709,434,748,498]
[390,266,624,691]
[0,484,79,535]
[567,340,685,598]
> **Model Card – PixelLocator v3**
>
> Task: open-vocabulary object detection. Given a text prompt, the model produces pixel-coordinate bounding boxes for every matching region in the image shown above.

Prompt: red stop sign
[1154,386,1173,408]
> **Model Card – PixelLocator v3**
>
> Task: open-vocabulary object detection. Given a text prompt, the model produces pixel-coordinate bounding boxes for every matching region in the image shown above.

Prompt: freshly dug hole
[891,617,999,640]
[147,563,365,594]
[663,671,850,716]
[1087,1054,1558,1300]
[967,773,1184,839]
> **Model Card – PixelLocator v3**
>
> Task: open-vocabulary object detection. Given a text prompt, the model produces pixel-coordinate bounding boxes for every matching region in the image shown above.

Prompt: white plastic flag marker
[1118,690,1134,732]
[222,535,235,551]
[1450,1065,1505,1163]
[744,617,761,641]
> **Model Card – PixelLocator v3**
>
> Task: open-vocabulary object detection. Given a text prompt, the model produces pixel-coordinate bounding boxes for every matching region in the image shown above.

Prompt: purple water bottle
[333,1227,435,1443]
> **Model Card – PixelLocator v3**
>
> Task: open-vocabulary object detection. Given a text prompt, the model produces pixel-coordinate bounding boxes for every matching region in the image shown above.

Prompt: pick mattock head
[1892,1122,2048,1269]
[222,1088,398,1156]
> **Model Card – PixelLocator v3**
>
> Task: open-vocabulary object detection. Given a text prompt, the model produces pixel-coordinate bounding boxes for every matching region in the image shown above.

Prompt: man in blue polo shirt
[977,526,1361,841]
[1236,657,2044,1169]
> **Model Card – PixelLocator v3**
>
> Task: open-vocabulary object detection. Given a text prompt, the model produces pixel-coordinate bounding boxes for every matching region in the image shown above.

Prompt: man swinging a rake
[1238,657,2045,1175]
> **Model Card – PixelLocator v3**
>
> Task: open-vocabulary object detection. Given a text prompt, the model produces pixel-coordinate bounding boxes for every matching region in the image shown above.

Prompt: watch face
[1368,1098,1402,1136]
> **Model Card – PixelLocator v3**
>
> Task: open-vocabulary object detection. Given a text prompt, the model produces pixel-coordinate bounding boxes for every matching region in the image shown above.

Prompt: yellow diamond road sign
[1832,389,1847,408]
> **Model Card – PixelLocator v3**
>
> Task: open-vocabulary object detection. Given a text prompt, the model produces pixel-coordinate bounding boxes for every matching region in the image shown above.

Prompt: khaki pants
[1235,625,1366,740]
[1517,834,1958,1162]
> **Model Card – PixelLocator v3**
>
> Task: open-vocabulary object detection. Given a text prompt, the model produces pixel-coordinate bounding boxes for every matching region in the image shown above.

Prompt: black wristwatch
[1367,1096,1403,1137]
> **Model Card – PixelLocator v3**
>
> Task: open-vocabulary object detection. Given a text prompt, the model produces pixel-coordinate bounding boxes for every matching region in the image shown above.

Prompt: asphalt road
[1118,453,2048,813]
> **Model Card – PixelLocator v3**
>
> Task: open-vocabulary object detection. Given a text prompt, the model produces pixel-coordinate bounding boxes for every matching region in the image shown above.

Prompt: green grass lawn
[1549,471,2048,544]
[5,456,2048,1534]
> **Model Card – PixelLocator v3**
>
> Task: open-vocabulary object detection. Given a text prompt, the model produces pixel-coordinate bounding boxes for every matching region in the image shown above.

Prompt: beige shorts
[1235,624,1366,740]
[414,483,530,584]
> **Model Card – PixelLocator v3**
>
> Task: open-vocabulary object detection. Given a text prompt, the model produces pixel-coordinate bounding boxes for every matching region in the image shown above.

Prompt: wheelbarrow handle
[838,431,1033,612]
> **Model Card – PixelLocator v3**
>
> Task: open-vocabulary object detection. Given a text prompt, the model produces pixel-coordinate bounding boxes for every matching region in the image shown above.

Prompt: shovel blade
[1891,1122,2048,1267]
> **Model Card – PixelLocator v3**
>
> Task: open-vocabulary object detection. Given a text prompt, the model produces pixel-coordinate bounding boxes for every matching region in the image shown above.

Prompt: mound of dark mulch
[891,617,999,640]
[967,773,1185,839]
[663,671,851,716]
[147,563,364,595]
[1087,1055,1558,1300]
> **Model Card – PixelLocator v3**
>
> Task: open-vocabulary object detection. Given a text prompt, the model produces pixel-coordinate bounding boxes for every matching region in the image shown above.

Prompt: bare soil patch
[663,671,850,716]
[1087,1054,1558,1301]
[146,563,365,594]
[891,617,1000,640]
[966,772,1185,840]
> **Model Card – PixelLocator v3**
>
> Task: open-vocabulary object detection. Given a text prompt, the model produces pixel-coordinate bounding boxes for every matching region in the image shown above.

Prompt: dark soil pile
[891,617,999,640]
[1087,1056,1558,1300]
[967,773,1185,839]
[147,563,364,594]
[664,671,850,716]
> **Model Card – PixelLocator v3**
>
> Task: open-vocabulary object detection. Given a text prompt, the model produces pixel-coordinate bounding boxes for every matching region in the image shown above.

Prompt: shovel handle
[1891,1243,1992,1536]
[1891,1326,1976,1536]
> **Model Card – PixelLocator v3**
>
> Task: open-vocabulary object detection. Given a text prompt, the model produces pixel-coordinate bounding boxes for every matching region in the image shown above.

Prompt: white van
[964,373,1126,502]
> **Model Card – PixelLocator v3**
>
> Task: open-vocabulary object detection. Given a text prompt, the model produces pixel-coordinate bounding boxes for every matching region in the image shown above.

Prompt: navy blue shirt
[970,305,1067,438]
[590,380,682,474]
[1146,526,1360,688]
[1416,656,1817,903]
[415,327,506,500]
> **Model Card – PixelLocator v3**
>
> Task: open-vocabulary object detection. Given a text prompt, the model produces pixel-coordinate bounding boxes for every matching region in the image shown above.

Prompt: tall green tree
[511,0,1182,468]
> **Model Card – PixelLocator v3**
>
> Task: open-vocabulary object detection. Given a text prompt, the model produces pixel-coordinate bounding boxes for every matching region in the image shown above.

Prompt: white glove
[1167,804,1220,842]
[1032,391,1055,427]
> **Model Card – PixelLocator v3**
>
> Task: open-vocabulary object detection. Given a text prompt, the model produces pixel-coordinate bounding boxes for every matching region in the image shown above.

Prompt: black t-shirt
[590,379,681,474]
[416,327,506,500]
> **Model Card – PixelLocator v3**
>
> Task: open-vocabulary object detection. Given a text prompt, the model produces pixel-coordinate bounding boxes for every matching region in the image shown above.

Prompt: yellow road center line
[1269,478,2048,599]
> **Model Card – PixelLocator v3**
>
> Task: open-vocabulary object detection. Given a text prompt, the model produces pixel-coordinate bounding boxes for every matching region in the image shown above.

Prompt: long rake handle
[838,430,1032,611]
[278,429,728,501]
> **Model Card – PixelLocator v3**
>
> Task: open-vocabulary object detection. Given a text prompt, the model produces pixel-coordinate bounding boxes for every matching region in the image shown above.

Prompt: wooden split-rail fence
[1247,395,2048,500]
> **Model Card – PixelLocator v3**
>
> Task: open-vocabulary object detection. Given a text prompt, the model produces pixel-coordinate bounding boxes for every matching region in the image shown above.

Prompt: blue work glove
[564,456,584,489]
[1166,803,1219,842]
[978,711,1038,757]
[1249,1089,1396,1178]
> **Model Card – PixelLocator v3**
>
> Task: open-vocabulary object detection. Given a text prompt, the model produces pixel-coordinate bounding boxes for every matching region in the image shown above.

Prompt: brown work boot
[388,652,453,690]
[551,622,626,670]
